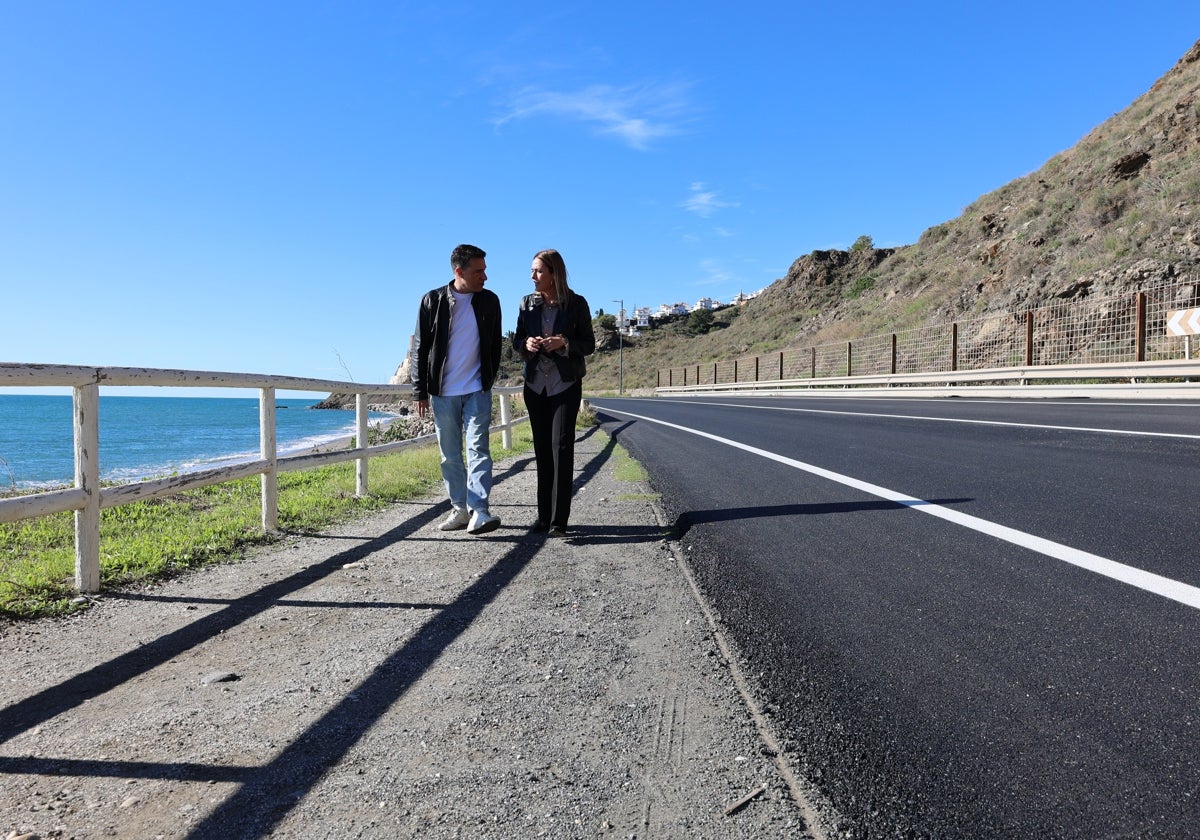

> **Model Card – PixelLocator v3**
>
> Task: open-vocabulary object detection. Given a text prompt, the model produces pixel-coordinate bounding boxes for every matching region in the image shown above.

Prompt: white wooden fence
[0,363,527,594]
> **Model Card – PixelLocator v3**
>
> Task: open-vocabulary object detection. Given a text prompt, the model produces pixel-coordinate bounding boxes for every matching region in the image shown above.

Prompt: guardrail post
[260,387,278,531]
[1136,292,1147,362]
[73,382,100,593]
[500,391,513,449]
[355,394,369,497]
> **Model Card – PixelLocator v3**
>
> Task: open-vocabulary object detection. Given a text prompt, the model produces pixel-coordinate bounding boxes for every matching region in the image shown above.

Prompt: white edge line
[599,405,1200,611]
[662,398,1200,440]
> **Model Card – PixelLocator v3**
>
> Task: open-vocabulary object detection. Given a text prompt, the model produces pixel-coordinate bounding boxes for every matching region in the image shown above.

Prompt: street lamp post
[612,299,624,395]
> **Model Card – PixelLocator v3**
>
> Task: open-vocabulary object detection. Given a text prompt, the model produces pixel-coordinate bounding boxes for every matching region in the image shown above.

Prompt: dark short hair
[450,244,486,271]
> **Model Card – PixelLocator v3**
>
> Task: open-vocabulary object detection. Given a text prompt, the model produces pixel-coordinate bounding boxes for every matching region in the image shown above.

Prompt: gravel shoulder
[0,426,818,839]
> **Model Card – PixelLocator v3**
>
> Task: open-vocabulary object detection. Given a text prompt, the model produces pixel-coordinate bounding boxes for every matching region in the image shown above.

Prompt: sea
[0,395,398,491]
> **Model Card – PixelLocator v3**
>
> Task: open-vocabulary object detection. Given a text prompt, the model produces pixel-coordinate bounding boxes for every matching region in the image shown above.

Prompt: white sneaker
[467,511,501,535]
[438,507,470,531]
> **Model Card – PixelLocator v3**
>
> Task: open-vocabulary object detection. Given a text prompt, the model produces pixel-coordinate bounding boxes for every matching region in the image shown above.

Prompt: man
[412,244,503,535]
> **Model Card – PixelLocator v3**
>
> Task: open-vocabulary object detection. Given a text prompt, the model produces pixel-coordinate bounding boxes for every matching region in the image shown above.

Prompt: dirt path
[0,427,823,839]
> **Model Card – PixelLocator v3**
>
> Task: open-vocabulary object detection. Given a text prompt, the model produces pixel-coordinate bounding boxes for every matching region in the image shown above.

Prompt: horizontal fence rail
[659,284,1200,394]
[657,360,1200,398]
[0,363,528,593]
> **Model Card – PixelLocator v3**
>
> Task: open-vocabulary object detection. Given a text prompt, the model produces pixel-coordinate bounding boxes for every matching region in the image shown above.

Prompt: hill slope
[585,38,1200,393]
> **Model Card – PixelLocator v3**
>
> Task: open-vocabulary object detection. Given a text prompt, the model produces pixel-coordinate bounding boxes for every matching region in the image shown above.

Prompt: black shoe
[548,526,568,538]
[530,521,551,533]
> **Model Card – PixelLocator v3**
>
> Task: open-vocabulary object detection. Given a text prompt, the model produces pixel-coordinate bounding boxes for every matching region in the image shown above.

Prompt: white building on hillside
[655,302,691,318]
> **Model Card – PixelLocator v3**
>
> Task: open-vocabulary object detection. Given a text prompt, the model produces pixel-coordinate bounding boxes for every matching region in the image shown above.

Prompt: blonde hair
[533,249,571,306]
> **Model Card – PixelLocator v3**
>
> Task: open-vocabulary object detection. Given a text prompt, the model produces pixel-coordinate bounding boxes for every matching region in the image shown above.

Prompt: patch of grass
[844,274,877,299]
[577,400,598,428]
[0,424,535,621]
[612,446,649,483]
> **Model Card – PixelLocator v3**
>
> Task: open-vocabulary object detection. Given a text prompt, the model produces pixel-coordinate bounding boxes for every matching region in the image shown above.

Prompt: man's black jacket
[412,282,502,400]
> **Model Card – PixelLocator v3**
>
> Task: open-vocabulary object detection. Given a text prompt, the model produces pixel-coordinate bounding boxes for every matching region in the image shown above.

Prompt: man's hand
[415,399,429,419]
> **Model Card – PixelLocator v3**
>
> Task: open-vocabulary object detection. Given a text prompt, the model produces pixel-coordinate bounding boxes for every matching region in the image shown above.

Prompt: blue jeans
[431,390,494,515]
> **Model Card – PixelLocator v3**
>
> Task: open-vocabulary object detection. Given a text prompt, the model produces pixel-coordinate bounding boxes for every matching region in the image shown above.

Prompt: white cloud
[697,258,738,287]
[494,81,691,150]
[681,182,738,217]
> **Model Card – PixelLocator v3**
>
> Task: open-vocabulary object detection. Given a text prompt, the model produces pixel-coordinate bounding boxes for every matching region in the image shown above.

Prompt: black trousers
[524,380,582,527]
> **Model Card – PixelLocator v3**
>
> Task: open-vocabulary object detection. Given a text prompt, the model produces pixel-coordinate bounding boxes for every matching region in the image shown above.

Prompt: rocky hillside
[584,38,1200,392]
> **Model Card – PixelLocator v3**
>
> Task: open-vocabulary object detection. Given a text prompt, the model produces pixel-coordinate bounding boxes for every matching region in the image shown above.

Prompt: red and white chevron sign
[1166,308,1200,336]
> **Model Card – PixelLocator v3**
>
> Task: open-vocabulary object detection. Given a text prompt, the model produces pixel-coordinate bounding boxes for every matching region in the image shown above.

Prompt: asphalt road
[589,394,1200,839]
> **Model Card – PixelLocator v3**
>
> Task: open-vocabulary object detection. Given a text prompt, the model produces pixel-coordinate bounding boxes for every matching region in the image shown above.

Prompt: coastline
[0,397,409,493]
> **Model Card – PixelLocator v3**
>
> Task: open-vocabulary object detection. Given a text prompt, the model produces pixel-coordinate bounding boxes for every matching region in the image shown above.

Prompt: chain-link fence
[659,281,1200,387]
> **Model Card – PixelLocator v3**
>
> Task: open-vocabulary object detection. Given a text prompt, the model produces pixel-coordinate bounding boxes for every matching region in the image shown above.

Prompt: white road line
[662,398,1200,440]
[600,405,1200,611]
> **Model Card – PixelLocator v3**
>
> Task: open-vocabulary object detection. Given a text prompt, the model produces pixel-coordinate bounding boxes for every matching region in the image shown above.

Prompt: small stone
[119,796,140,808]
[200,672,240,686]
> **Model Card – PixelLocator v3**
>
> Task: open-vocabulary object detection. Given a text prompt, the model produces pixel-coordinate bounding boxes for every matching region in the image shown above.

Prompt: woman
[513,249,596,537]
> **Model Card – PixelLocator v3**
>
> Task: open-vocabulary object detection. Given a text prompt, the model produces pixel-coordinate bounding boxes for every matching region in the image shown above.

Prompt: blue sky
[3,2,1198,395]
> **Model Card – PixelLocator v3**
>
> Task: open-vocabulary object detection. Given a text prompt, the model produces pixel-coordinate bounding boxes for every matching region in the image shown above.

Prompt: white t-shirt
[440,288,483,396]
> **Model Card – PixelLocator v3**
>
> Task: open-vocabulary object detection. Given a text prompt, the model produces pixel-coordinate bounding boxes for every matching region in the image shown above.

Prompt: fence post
[713,362,718,384]
[500,391,513,449]
[810,347,816,379]
[260,387,278,531]
[355,393,369,497]
[951,323,959,371]
[779,351,784,380]
[1136,292,1147,362]
[754,356,760,381]
[847,341,853,377]
[733,359,738,383]
[1025,312,1034,366]
[890,334,897,375]
[73,382,101,593]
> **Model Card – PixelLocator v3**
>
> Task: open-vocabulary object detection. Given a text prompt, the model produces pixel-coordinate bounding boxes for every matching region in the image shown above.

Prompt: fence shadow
[667,497,974,541]
[0,432,613,838]
[0,505,429,746]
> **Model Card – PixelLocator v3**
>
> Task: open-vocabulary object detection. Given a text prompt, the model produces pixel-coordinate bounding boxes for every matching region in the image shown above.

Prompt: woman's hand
[525,335,567,354]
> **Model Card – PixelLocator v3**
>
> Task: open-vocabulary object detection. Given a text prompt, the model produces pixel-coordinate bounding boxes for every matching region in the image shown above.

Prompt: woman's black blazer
[513,292,596,384]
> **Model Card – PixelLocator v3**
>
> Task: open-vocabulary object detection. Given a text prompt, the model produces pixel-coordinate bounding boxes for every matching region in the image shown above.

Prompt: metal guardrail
[656,358,1200,397]
[0,363,528,593]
